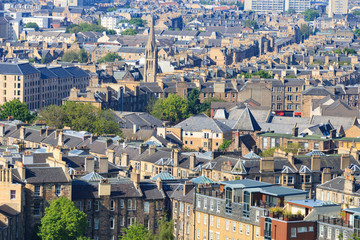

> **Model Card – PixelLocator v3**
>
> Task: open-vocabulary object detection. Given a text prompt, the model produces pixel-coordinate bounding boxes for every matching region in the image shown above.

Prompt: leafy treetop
[0,99,35,122]
[303,9,319,21]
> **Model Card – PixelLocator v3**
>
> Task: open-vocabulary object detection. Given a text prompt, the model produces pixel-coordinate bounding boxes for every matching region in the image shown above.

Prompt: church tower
[144,16,158,82]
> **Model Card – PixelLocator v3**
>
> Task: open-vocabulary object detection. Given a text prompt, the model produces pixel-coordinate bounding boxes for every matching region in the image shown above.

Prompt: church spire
[144,16,158,82]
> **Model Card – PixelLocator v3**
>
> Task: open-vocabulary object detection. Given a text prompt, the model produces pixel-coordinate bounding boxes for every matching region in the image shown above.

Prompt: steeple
[144,16,158,82]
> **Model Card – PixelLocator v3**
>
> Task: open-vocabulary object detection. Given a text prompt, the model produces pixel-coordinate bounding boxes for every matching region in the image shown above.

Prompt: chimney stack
[20,126,25,140]
[156,177,162,190]
[341,154,351,170]
[121,153,129,167]
[139,143,147,154]
[58,131,64,147]
[149,145,156,156]
[98,179,111,196]
[311,155,321,171]
[40,127,46,136]
[106,149,115,164]
[189,153,195,170]
[183,181,194,195]
[173,149,179,166]
[99,157,109,173]
[85,157,95,173]
[105,139,113,148]
[0,124,5,137]
[330,129,337,139]
[131,172,140,188]
[321,168,331,184]
[260,157,274,172]
[292,123,298,137]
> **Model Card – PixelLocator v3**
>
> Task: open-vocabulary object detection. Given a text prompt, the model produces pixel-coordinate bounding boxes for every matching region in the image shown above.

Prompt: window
[187,205,190,216]
[10,190,16,200]
[262,138,268,149]
[88,200,91,210]
[55,185,61,196]
[210,230,213,240]
[256,210,260,222]
[186,222,189,234]
[110,218,115,229]
[204,199,207,209]
[127,217,136,226]
[174,202,178,212]
[283,176,287,184]
[226,220,229,230]
[255,227,259,237]
[291,228,296,237]
[204,214,207,225]
[128,199,132,209]
[246,225,249,235]
[210,216,214,227]
[309,226,314,232]
[144,201,149,213]
[305,175,311,183]
[120,217,124,226]
[180,202,184,212]
[216,201,221,212]
[298,227,307,233]
[275,176,279,184]
[288,176,293,184]
[95,200,99,211]
[197,199,201,208]
[34,203,40,216]
[94,218,99,229]
[320,225,324,236]
[232,222,236,232]
[34,185,40,196]
[210,200,214,211]
[327,227,332,239]
[110,200,115,211]
[216,232,220,240]
[239,223,243,233]
[216,218,220,228]
[203,230,206,240]
[197,213,201,223]
[197,229,200,239]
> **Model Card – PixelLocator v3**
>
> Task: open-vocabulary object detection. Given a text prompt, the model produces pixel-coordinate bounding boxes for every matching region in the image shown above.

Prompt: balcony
[317,215,352,228]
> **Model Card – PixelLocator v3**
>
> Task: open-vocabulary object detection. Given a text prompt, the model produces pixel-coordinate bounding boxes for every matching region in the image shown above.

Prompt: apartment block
[0,63,90,110]
[244,0,310,12]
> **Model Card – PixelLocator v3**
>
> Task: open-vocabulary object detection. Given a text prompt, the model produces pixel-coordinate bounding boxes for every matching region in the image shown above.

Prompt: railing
[317,215,352,228]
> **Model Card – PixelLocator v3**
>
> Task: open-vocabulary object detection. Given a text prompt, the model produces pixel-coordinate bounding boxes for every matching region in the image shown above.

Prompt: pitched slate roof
[174,114,232,133]
[25,167,69,183]
[0,63,40,75]
[232,107,261,131]
[64,66,90,78]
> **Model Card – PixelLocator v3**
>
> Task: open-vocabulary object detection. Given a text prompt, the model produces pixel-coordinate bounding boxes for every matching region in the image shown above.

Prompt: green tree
[333,49,342,54]
[97,53,122,63]
[38,197,88,240]
[41,56,47,64]
[119,222,153,240]
[219,139,233,151]
[153,218,174,240]
[121,29,137,35]
[243,20,258,29]
[24,22,40,31]
[0,99,34,122]
[151,94,189,124]
[107,7,117,12]
[343,47,357,55]
[303,9,319,21]
[37,102,122,136]
[355,29,360,38]
[300,24,312,39]
[62,49,88,63]
[128,18,147,27]
[38,105,66,129]
[259,147,276,157]
[187,88,202,115]
[352,11,360,16]
[106,29,117,35]
[286,9,296,14]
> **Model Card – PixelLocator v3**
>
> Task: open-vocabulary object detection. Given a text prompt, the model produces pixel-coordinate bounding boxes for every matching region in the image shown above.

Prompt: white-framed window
[120,217,124,226]
[186,205,190,216]
[144,201,149,213]
[174,202,178,213]
[186,222,189,234]
[335,229,340,239]
[320,225,324,237]
[174,220,177,230]
[197,229,200,239]
[298,227,307,233]
[197,199,201,208]
[246,225,249,235]
[204,214,207,225]
[203,230,206,240]
[210,200,214,211]
[216,218,220,228]
[34,203,40,216]
[10,190,16,200]
[216,232,220,240]
[133,200,137,210]
[110,218,115,229]
[291,227,296,237]
[255,227,259,237]
[128,199,132,209]
[309,226,314,232]
[110,200,115,211]
[225,220,229,230]
[180,202,184,212]
[239,223,243,233]
[204,199,207,209]
[197,213,201,223]
[327,227,332,239]
[256,210,260,222]
[120,199,124,209]
[232,222,236,232]
[210,230,213,240]
[216,201,221,212]
[210,215,214,227]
